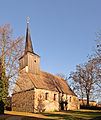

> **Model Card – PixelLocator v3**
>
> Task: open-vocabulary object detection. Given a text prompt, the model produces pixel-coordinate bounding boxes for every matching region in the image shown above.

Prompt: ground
[0,110,101,120]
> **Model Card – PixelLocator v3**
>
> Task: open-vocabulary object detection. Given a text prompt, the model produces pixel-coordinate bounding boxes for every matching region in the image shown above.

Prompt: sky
[0,0,101,77]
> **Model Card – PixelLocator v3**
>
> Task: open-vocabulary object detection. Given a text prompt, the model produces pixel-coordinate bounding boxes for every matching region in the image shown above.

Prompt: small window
[34,60,36,62]
[54,94,56,101]
[45,93,48,100]
[70,97,71,102]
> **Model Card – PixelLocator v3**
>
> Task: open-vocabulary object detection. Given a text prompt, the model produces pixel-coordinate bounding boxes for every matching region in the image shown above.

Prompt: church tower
[19,22,40,74]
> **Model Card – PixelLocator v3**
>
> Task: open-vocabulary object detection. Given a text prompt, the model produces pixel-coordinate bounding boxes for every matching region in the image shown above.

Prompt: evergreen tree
[0,57,9,108]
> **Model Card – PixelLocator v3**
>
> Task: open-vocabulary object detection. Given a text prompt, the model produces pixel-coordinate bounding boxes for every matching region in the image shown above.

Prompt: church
[12,22,80,112]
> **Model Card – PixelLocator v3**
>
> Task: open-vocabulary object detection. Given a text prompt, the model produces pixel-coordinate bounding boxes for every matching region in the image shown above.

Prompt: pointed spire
[24,22,34,55]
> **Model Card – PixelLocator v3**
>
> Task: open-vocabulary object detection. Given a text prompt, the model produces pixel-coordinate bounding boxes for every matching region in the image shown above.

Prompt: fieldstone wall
[12,88,79,113]
[67,95,80,110]
[58,93,79,110]
[34,88,59,112]
[12,89,35,112]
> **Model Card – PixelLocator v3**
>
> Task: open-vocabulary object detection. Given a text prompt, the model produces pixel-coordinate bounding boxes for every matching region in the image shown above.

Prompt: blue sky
[0,0,101,76]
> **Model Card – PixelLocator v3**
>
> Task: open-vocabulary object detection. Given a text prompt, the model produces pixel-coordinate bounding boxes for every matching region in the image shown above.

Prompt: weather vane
[27,16,30,24]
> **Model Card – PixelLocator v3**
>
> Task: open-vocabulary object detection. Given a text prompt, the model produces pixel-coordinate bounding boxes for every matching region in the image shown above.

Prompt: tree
[95,31,101,59]
[94,32,101,88]
[0,24,24,107]
[69,31,101,106]
[91,31,101,103]
[0,100,4,114]
[69,61,97,106]
[0,57,8,108]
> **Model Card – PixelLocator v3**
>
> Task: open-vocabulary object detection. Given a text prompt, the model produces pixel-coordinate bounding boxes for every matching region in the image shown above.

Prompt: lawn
[0,109,101,120]
[41,110,101,120]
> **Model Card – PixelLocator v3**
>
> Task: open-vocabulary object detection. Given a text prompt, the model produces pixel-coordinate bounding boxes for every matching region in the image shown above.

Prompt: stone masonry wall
[67,95,80,110]
[12,88,79,113]
[34,88,59,112]
[59,93,80,110]
[12,89,35,112]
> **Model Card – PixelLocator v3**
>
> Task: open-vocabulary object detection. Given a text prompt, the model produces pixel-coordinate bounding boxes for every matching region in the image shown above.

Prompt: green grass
[0,110,101,120]
[21,110,101,120]
[41,110,101,120]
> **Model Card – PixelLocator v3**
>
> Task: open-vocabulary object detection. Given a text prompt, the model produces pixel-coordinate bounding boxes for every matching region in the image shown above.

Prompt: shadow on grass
[0,113,88,120]
[67,110,101,115]
[1,111,101,120]
[42,110,101,120]
[0,114,11,120]
[90,116,101,120]
[21,116,54,120]
[0,114,54,120]
[42,113,85,120]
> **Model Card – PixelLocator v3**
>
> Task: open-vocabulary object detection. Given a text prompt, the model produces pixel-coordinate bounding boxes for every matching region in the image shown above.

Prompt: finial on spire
[27,16,30,24]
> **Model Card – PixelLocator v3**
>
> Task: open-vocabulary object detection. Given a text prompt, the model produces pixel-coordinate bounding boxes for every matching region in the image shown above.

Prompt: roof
[13,70,76,96]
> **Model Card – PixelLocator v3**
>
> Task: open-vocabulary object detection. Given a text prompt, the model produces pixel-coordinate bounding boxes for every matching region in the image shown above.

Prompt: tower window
[53,94,56,101]
[45,93,48,100]
[34,60,36,62]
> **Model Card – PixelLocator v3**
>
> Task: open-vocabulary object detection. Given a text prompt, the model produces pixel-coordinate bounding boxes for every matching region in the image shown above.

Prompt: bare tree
[0,24,24,99]
[91,31,101,103]
[69,61,97,106]
[95,31,101,59]
[94,32,101,87]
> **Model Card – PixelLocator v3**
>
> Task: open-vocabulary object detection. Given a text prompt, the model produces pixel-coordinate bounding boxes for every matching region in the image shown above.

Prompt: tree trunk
[0,100,4,114]
[87,94,89,106]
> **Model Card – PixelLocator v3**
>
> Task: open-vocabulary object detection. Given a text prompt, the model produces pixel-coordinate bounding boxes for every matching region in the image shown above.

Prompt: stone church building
[12,22,80,112]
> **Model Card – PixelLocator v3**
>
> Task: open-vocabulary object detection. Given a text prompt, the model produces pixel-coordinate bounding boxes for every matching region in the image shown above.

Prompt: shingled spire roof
[24,22,34,55]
